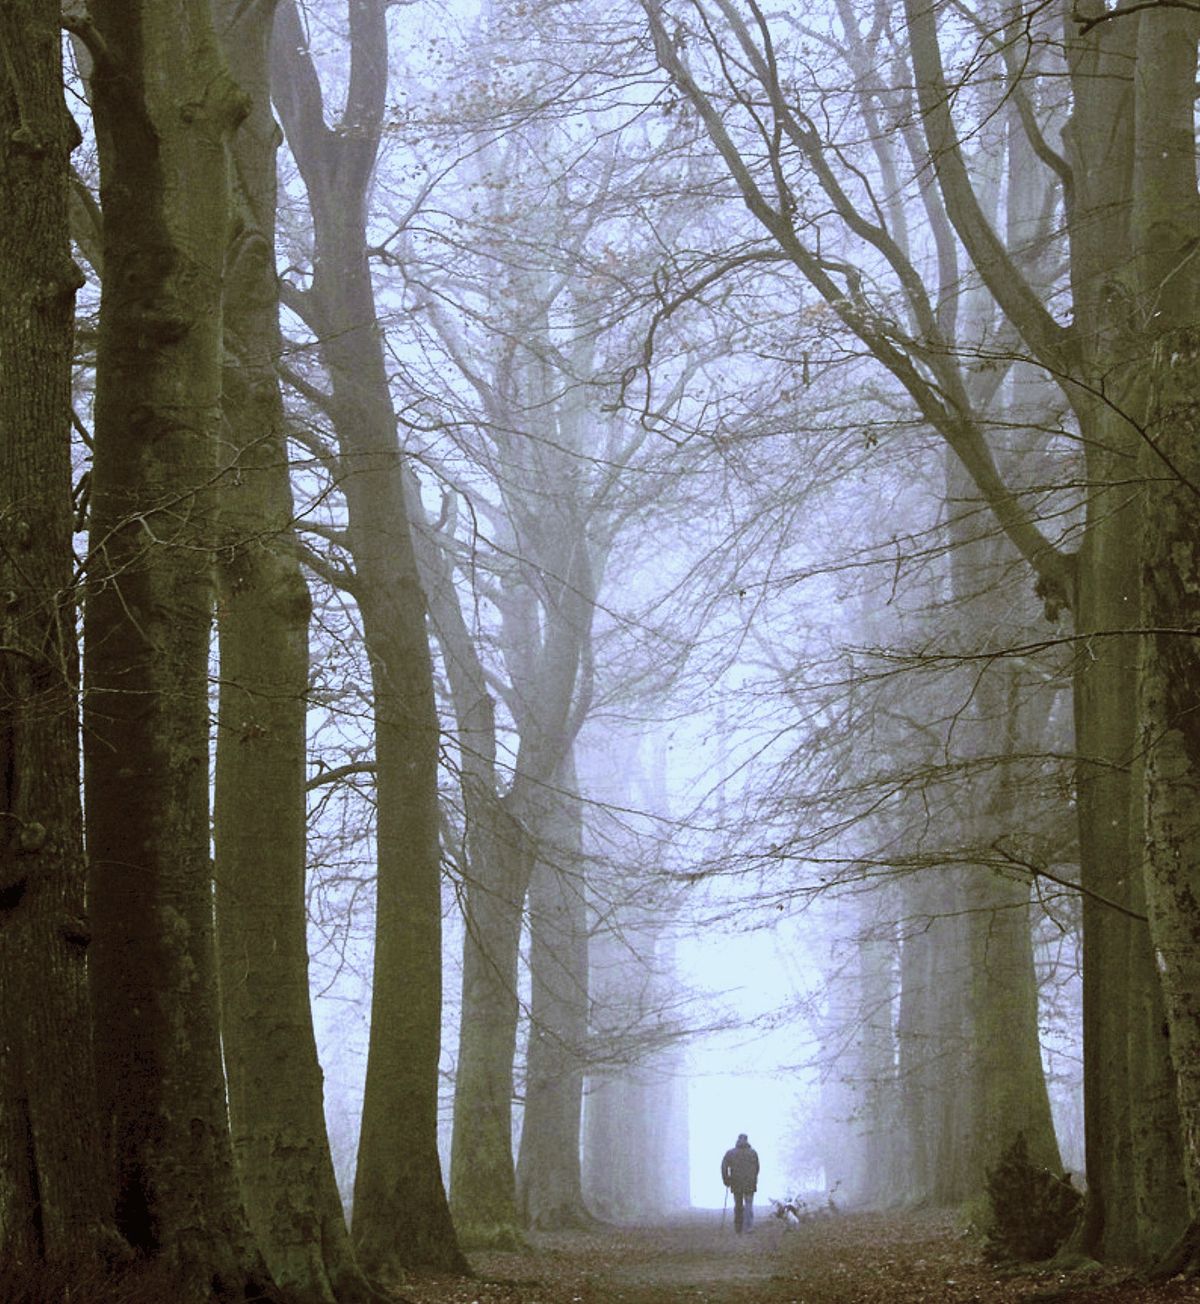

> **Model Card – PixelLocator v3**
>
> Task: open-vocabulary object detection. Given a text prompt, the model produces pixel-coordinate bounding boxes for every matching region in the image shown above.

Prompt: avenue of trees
[2,0,1200,1297]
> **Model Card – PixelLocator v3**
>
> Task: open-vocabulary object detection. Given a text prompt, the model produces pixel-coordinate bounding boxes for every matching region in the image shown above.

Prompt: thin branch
[991,842,1148,922]
[1072,0,1200,33]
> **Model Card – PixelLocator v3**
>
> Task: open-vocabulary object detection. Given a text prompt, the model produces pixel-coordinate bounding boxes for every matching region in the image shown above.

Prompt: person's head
[736,1132,749,1146]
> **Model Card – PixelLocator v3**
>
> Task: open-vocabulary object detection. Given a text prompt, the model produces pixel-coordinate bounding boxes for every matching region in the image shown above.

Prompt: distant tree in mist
[580,728,692,1221]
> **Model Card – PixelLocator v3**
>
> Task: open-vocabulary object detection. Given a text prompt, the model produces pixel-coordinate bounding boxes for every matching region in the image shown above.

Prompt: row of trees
[4,0,691,1295]
[638,0,1200,1265]
[3,0,1200,1296]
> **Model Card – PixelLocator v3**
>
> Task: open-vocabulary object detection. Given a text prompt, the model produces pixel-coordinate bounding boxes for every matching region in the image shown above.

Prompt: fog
[282,0,1092,1227]
[18,0,1188,1290]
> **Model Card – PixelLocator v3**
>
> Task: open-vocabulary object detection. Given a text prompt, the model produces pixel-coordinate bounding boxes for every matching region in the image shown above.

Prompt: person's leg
[733,1189,745,1233]
[744,1192,754,1231]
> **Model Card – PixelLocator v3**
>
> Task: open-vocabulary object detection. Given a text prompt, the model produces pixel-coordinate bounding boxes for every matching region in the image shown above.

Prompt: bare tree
[272,0,465,1274]
[211,1,373,1297]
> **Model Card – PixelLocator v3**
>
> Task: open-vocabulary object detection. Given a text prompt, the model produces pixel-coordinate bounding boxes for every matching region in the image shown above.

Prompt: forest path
[402,1209,1200,1304]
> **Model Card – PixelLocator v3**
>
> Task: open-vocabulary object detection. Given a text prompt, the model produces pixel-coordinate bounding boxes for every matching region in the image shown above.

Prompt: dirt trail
[401,1210,1200,1304]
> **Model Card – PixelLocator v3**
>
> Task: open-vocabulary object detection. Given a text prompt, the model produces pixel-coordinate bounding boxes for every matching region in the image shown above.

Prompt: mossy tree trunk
[1129,6,1200,1255]
[0,0,119,1275]
[211,2,374,1299]
[79,2,278,1295]
[1062,7,1189,1261]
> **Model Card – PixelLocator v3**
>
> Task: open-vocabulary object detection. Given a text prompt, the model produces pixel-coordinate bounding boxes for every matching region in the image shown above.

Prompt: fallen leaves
[394,1209,1200,1303]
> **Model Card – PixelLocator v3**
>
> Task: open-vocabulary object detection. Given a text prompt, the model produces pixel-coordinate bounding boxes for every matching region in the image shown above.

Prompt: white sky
[677,920,822,1208]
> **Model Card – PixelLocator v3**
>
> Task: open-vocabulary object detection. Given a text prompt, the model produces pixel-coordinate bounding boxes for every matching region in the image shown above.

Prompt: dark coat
[721,1138,759,1193]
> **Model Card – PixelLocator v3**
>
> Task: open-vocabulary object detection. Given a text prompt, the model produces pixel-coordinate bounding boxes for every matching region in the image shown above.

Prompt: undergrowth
[983,1131,1082,1263]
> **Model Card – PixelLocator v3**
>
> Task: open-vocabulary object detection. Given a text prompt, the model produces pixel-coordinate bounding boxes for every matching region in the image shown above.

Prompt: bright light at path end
[688,1071,793,1208]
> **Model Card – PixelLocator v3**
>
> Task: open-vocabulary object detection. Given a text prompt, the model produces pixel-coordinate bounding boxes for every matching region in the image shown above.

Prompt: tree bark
[448,790,532,1241]
[211,2,373,1299]
[80,2,277,1295]
[1063,5,1189,1260]
[1130,4,1200,1248]
[0,0,119,1276]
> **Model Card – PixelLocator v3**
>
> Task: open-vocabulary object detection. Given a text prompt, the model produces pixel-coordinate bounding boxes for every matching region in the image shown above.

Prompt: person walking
[720,1132,760,1233]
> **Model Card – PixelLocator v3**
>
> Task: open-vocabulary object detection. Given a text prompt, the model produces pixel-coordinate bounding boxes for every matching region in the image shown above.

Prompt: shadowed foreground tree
[1129,5,1200,1268]
[77,0,278,1294]
[211,1,374,1299]
[0,0,119,1279]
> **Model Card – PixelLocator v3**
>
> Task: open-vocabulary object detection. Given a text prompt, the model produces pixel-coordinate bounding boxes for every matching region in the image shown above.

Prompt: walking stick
[721,1185,728,1229]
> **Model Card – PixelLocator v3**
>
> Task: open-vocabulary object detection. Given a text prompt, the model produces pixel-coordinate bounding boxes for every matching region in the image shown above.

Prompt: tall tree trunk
[79,4,277,1295]
[0,0,118,1276]
[211,3,373,1299]
[583,895,691,1223]
[582,1072,626,1220]
[350,549,461,1274]
[861,927,905,1207]
[415,516,531,1244]
[890,450,1061,1208]
[445,478,594,1237]
[515,751,593,1228]
[895,873,946,1201]
[1065,7,1188,1259]
[965,860,1062,1175]
[449,793,532,1241]
[1130,5,1200,1259]
[1071,500,1185,1260]
[945,444,1062,1189]
[963,673,1062,1181]
[844,914,904,1208]
[273,1,465,1273]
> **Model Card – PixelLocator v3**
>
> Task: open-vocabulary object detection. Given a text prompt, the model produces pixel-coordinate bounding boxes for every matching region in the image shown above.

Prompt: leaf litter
[396,1210,1200,1303]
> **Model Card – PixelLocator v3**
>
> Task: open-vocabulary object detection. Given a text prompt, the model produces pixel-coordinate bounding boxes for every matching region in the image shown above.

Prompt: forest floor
[399,1209,1200,1304]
